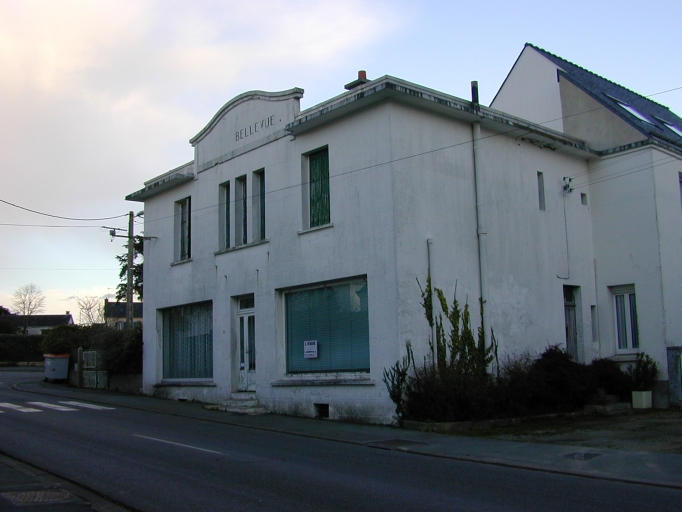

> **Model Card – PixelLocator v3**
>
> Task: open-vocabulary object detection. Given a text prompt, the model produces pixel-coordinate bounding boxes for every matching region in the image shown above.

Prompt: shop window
[162,301,213,379]
[285,277,369,373]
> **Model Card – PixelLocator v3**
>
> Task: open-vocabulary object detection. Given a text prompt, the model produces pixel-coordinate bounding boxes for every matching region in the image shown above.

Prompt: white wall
[652,149,682,363]
[589,148,669,375]
[490,46,564,132]
[141,83,680,423]
[559,79,643,151]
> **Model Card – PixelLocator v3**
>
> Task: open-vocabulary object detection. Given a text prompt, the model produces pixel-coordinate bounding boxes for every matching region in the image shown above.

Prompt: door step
[222,392,268,415]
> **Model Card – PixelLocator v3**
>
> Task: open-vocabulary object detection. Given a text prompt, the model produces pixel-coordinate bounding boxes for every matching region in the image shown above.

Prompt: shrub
[99,327,142,375]
[41,325,86,355]
[627,353,658,391]
[40,324,142,375]
[384,276,497,422]
[0,334,43,362]
[589,358,631,400]
[525,346,594,413]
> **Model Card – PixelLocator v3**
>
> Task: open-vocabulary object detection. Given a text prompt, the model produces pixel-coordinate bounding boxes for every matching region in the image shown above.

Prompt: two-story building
[128,46,682,421]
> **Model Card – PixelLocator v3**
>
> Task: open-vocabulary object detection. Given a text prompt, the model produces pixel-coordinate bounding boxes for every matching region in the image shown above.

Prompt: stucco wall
[589,148,669,375]
[652,149,682,355]
[560,78,643,151]
[490,46,564,132]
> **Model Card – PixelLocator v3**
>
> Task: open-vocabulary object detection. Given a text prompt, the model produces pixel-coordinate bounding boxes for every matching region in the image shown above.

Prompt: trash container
[44,354,69,381]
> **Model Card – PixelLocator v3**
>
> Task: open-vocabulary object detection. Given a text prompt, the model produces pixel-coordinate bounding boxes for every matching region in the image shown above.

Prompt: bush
[525,346,594,413]
[41,325,86,355]
[95,326,142,375]
[0,334,43,362]
[589,358,631,400]
[384,276,497,422]
[627,353,658,391]
[40,324,142,375]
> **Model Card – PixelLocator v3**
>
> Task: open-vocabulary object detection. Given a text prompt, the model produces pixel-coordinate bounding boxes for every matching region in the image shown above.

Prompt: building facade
[128,47,682,422]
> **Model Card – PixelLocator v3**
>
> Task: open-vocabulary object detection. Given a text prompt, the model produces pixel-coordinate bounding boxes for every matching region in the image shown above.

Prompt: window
[252,169,265,241]
[537,171,545,211]
[306,148,330,228]
[219,181,230,249]
[606,95,653,124]
[611,285,639,350]
[285,277,369,373]
[581,193,588,205]
[235,175,247,246]
[174,197,191,261]
[162,301,213,379]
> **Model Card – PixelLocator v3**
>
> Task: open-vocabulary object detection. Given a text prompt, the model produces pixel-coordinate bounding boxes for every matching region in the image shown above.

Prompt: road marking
[58,401,116,410]
[27,402,78,411]
[0,402,42,413]
[133,434,224,455]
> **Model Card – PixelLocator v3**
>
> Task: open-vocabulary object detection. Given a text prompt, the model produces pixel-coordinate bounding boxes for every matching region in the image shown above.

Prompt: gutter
[288,75,593,158]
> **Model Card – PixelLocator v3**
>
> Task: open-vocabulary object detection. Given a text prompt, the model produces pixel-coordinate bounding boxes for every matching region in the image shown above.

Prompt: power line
[0,223,125,229]
[0,198,127,221]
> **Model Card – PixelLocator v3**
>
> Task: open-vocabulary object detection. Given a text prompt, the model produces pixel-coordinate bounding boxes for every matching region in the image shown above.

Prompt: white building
[128,46,682,422]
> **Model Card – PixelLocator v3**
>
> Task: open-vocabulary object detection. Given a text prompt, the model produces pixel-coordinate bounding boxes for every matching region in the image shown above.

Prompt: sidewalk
[11,378,682,492]
[0,454,125,511]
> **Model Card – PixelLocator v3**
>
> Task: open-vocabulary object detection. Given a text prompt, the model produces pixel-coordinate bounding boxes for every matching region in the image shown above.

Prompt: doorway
[237,295,255,391]
[563,286,580,361]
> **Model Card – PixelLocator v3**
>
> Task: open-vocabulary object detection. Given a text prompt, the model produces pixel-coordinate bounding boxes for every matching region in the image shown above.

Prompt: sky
[1,0,681,322]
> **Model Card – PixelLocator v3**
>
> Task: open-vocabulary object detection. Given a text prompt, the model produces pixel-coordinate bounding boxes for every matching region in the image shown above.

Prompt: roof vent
[344,70,369,91]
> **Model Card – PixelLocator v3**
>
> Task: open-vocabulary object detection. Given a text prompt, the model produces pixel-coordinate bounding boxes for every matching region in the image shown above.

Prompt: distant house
[103,299,143,329]
[13,313,74,335]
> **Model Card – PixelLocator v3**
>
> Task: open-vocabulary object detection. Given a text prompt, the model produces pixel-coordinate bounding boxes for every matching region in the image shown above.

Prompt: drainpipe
[471,81,487,337]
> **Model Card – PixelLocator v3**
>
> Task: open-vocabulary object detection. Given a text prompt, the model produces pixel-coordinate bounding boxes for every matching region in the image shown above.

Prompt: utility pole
[126,211,134,328]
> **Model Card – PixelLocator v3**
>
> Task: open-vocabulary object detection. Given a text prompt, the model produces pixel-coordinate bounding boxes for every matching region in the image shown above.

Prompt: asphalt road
[1,370,681,511]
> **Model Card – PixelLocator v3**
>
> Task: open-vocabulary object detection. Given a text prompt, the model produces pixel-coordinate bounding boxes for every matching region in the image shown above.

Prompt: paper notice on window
[303,340,318,359]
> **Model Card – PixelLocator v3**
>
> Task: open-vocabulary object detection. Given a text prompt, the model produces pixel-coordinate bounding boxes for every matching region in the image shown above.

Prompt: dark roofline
[523,43,682,154]
[11,314,73,328]
[526,43,656,106]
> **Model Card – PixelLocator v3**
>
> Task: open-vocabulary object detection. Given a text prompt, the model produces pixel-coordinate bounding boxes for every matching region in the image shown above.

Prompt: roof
[104,301,143,318]
[12,314,73,328]
[290,75,591,157]
[526,43,682,150]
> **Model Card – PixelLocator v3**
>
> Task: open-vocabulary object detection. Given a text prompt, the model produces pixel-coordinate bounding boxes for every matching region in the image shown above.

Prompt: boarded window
[285,278,369,373]
[309,148,330,227]
[162,302,213,379]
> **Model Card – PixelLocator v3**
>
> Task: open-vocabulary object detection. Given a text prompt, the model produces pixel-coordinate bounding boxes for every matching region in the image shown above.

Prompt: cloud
[0,0,400,314]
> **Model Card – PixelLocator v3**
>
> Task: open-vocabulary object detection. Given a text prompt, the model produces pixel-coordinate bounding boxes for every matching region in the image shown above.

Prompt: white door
[237,297,255,391]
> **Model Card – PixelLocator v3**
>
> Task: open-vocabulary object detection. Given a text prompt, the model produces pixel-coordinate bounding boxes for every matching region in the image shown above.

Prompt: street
[1,369,681,511]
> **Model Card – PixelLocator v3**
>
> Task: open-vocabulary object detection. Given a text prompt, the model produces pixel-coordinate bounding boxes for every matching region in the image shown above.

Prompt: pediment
[190,88,303,166]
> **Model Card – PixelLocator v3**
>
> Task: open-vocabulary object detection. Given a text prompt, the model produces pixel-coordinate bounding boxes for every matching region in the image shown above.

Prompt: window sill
[271,374,374,387]
[155,380,216,387]
[298,223,333,235]
[171,258,192,267]
[611,352,640,363]
[215,239,269,256]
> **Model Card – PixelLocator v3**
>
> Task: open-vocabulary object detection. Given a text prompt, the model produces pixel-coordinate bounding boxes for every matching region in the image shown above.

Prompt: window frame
[302,147,330,229]
[610,285,639,352]
[284,276,369,374]
[234,175,247,246]
[252,169,265,241]
[161,301,213,380]
[537,171,546,211]
[174,196,191,262]
[219,181,230,250]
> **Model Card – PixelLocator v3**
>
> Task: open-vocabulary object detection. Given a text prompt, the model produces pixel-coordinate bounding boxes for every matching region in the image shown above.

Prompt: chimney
[344,70,370,91]
[471,81,480,110]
